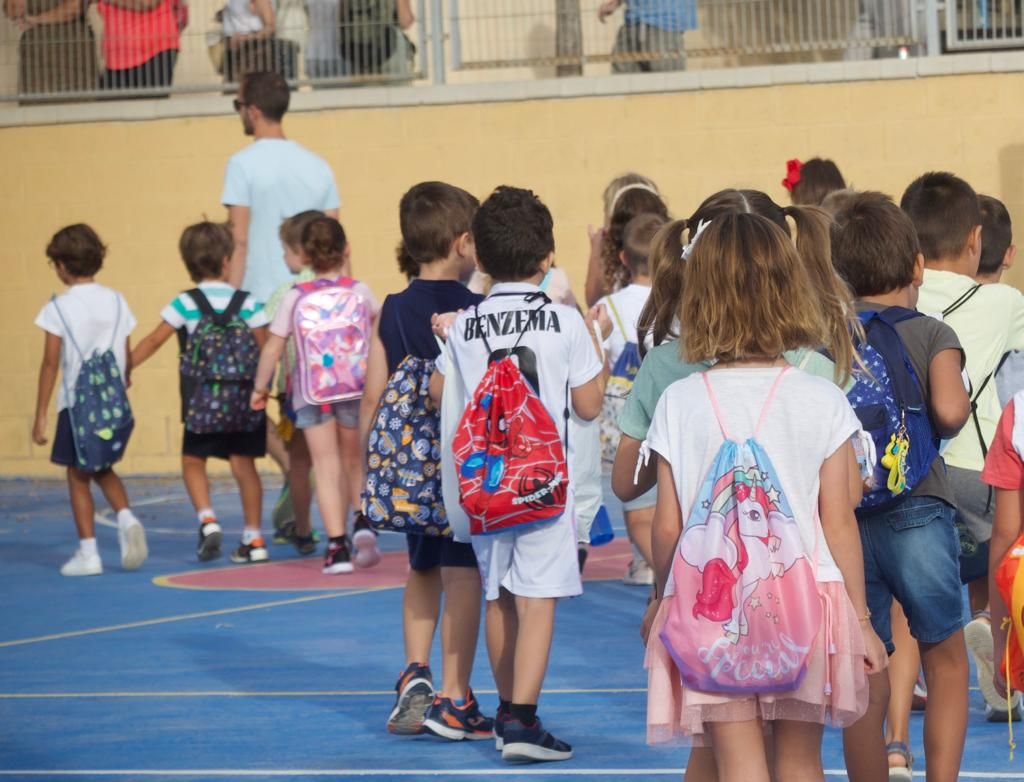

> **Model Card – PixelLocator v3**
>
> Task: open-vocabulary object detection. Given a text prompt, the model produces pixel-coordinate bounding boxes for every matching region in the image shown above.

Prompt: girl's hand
[250,389,269,411]
[431,311,459,341]
[585,303,612,341]
[587,224,605,262]
[862,624,888,675]
[31,415,47,446]
[640,596,661,645]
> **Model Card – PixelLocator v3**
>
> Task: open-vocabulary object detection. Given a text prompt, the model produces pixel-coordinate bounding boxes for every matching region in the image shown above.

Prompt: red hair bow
[782,158,802,192]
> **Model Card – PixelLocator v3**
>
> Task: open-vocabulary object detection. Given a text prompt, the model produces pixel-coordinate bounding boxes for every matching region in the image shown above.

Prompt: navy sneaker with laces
[501,717,572,763]
[421,690,494,741]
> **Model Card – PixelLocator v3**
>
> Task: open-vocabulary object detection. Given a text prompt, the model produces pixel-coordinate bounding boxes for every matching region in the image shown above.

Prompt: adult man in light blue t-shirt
[222,70,340,304]
[598,0,696,73]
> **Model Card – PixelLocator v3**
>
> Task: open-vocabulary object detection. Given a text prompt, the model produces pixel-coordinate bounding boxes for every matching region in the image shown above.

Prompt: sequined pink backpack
[292,276,372,406]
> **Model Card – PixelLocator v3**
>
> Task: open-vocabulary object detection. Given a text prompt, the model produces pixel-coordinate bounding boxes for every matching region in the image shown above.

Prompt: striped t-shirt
[160,282,268,335]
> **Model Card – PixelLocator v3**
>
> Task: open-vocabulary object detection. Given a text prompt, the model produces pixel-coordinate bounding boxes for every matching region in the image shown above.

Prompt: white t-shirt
[160,282,267,335]
[221,139,341,303]
[221,0,264,35]
[35,283,137,412]
[647,367,861,591]
[599,283,650,368]
[436,282,604,511]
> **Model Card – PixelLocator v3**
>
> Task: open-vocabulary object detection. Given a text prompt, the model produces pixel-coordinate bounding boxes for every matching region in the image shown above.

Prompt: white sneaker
[622,555,655,586]
[60,549,103,577]
[117,512,148,571]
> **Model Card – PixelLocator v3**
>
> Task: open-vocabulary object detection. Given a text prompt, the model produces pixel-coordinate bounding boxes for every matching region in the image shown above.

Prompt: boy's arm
[32,331,61,445]
[226,205,250,289]
[990,487,1023,695]
[359,322,388,454]
[928,347,971,438]
[130,322,177,369]
[571,304,611,421]
[612,434,657,501]
[640,457,681,643]
[429,369,445,408]
[251,325,268,350]
[250,333,286,411]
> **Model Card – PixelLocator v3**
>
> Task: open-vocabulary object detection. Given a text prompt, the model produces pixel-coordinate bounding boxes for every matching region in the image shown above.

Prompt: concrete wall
[3,70,1023,475]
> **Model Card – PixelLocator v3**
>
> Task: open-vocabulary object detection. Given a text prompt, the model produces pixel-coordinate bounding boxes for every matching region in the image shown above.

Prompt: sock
[510,703,537,725]
[116,508,136,527]
[499,699,511,715]
[79,537,98,558]
[329,534,347,546]
[241,527,262,545]
[453,696,467,708]
[197,508,216,524]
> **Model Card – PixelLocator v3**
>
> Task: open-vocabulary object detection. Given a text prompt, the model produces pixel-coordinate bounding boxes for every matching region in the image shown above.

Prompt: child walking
[359,181,493,738]
[642,212,884,782]
[131,221,270,564]
[251,215,380,575]
[432,186,606,762]
[32,224,148,576]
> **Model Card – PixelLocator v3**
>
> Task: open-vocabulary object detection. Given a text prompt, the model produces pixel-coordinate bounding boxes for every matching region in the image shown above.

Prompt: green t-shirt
[618,342,850,441]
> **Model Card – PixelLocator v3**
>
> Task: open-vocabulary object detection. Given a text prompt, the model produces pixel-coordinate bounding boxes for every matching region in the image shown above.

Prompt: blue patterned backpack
[362,316,448,537]
[52,294,134,473]
[179,289,264,434]
[848,307,940,509]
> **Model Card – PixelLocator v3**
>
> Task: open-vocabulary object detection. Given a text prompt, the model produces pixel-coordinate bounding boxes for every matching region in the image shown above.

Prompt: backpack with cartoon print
[661,368,821,694]
[362,317,448,537]
[600,296,642,464]
[453,295,568,536]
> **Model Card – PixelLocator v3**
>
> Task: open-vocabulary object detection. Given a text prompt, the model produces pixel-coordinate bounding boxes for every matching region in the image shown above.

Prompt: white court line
[93,491,238,536]
[0,687,646,699]
[0,771,1018,779]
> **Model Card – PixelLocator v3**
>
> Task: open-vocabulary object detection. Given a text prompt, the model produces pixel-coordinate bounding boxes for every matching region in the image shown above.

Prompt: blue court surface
[0,476,1019,781]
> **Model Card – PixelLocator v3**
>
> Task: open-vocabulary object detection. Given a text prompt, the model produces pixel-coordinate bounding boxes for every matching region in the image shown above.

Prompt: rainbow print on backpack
[660,369,822,694]
[292,276,372,406]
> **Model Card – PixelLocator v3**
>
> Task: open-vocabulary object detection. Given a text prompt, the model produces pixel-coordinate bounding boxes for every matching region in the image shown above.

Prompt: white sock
[241,527,262,545]
[79,538,98,558]
[197,508,216,523]
[116,508,137,527]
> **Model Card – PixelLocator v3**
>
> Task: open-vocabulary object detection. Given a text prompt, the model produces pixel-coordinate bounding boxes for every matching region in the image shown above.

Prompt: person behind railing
[338,0,415,79]
[598,0,696,73]
[221,0,296,84]
[95,0,180,92]
[3,0,97,98]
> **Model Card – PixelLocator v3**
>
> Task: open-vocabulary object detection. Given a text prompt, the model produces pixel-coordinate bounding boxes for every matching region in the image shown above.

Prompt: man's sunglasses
[233,99,247,111]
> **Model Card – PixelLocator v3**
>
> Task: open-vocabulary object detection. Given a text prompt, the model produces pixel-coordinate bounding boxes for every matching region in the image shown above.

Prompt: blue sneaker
[501,717,572,763]
[494,704,510,751]
[386,663,433,735]
[422,690,494,741]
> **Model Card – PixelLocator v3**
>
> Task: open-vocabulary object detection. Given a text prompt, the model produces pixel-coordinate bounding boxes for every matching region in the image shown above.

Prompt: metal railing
[946,0,1023,49]
[0,0,1020,104]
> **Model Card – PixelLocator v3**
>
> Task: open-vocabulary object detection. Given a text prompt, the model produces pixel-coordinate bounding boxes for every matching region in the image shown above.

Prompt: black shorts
[50,409,77,467]
[182,417,267,461]
[406,534,478,572]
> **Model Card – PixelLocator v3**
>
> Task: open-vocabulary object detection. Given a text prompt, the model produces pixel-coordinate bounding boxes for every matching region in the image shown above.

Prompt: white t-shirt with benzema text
[436,282,604,513]
[35,283,137,412]
[647,367,861,593]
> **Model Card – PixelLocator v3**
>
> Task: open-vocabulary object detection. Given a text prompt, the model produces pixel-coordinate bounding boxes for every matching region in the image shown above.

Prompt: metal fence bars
[447,0,922,72]
[0,0,428,101]
[946,0,1023,50]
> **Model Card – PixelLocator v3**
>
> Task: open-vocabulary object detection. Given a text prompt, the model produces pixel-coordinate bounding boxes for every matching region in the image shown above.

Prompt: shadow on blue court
[0,477,1018,780]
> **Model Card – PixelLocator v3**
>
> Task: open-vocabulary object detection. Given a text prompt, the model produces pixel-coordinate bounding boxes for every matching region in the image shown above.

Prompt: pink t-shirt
[97,0,179,71]
[982,398,1024,490]
[270,277,378,404]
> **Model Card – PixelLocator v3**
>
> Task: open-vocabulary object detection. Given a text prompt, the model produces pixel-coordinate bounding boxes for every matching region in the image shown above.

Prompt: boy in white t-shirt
[598,213,663,587]
[132,222,270,565]
[431,187,607,763]
[32,224,147,577]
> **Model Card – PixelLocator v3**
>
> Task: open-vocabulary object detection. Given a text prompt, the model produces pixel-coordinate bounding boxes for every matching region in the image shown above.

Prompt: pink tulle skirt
[645,581,869,746]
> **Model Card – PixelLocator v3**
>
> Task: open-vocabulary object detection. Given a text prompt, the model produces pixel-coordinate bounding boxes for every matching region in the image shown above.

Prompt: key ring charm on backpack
[882,415,911,495]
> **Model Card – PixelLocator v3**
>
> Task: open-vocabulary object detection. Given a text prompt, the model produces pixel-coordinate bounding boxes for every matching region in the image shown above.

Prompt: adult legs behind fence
[612,21,685,74]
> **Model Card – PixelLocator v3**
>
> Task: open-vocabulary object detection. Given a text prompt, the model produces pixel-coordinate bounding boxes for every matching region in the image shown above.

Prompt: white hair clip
[608,182,660,214]
[681,218,712,261]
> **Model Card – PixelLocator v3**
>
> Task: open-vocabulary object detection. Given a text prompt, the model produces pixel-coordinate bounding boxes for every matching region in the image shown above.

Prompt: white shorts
[471,510,583,601]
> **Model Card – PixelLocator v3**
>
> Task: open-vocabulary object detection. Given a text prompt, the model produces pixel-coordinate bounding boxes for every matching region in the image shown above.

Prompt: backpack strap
[942,284,982,319]
[865,308,928,412]
[702,366,791,443]
[477,291,552,357]
[606,295,628,339]
[48,295,85,362]
[186,288,246,329]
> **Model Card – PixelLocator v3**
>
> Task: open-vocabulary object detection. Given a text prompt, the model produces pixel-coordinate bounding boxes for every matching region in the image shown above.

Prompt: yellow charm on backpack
[881,430,910,495]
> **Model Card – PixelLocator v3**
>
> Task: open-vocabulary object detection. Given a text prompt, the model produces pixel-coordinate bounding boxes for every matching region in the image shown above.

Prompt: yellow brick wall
[3,71,1023,476]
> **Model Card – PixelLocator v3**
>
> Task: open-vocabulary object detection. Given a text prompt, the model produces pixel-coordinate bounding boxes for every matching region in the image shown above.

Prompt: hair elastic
[608,182,660,215]
[681,219,712,261]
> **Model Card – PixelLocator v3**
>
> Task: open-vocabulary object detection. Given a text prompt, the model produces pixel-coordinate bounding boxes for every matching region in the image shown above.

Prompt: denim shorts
[858,496,963,653]
[294,399,360,430]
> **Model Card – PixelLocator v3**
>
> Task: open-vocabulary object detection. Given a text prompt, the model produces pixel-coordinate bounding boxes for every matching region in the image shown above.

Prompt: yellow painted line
[0,587,389,649]
[0,687,646,699]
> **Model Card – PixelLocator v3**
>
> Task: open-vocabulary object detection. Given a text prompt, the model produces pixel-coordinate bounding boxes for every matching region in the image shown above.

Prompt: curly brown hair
[602,186,669,292]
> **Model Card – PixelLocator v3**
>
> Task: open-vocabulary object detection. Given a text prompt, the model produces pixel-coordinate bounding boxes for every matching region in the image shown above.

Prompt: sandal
[886,741,913,782]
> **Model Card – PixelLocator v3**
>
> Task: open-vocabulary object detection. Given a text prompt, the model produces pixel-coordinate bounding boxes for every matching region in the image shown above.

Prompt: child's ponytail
[301,216,347,274]
[782,204,859,387]
[637,218,688,354]
[602,188,670,294]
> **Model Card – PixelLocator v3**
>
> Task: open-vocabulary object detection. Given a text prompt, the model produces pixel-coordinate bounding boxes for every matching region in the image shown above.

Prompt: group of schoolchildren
[30,158,1024,777]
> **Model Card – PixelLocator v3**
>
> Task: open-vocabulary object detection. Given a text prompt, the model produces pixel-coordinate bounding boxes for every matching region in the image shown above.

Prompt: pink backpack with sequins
[292,276,372,406]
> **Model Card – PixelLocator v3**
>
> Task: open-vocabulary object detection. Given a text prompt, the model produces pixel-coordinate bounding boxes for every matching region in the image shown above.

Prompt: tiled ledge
[2,49,1024,128]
